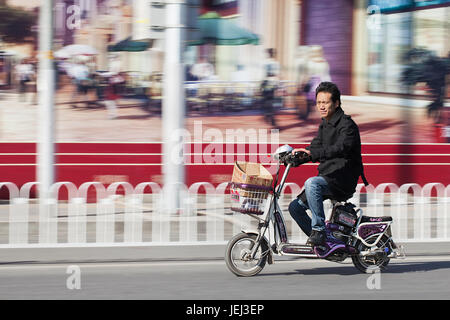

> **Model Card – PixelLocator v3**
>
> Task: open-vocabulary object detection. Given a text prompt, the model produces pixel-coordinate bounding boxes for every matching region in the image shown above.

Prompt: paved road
[1,254,449,300]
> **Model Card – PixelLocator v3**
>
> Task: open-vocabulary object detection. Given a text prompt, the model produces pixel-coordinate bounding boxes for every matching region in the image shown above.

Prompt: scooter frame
[245,162,401,261]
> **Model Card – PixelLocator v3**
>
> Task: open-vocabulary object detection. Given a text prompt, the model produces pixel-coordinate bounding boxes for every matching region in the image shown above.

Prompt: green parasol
[107,37,151,52]
[187,12,260,46]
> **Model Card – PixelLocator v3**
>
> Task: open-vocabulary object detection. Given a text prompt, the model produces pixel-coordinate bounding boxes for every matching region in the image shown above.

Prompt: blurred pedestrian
[102,55,124,119]
[69,60,90,108]
[294,46,310,88]
[185,64,198,81]
[15,59,34,103]
[261,49,280,126]
[109,54,121,74]
[261,75,278,126]
[303,45,331,102]
[190,57,215,81]
[263,48,280,79]
[306,46,331,82]
[103,73,124,119]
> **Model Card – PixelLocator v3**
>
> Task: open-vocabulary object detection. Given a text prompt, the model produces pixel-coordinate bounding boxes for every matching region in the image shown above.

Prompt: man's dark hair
[315,81,341,106]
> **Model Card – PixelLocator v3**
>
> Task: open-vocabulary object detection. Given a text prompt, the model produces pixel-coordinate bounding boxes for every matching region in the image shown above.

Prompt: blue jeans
[288,176,332,235]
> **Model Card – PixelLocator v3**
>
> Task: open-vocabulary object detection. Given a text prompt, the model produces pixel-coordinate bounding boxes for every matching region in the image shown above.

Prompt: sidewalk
[342,95,437,109]
[0,87,438,143]
[0,194,448,264]
[0,241,447,265]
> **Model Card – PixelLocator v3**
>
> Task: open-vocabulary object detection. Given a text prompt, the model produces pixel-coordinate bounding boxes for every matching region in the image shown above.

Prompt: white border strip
[0,163,449,166]
[1,153,449,156]
[0,141,449,146]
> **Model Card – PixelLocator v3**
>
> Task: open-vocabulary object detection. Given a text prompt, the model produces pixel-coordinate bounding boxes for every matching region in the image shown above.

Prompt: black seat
[360,216,393,223]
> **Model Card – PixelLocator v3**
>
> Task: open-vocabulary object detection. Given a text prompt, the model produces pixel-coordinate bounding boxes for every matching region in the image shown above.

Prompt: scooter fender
[240,229,274,265]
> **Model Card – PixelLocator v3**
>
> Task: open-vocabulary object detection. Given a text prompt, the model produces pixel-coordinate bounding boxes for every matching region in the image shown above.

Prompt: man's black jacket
[306,106,368,201]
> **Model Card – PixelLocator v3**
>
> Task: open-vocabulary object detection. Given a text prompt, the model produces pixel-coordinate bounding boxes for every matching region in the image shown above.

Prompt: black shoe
[307,230,326,246]
[271,243,278,254]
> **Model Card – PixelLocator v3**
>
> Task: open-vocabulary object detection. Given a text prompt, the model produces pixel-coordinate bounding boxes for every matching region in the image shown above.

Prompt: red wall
[1,142,449,199]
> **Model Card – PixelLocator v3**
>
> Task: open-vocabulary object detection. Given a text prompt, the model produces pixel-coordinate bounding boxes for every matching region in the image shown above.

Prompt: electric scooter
[225,145,405,276]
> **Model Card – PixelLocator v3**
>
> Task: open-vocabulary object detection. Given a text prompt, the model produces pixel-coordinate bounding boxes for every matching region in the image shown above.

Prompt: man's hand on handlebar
[282,148,311,167]
[291,148,311,157]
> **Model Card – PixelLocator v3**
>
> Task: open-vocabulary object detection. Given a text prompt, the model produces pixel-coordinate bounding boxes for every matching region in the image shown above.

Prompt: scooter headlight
[273,144,293,161]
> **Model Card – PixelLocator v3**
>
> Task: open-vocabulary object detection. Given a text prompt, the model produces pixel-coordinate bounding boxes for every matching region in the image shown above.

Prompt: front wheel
[225,232,269,277]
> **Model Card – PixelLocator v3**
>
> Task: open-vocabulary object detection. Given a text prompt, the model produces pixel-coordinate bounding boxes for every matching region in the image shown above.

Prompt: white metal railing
[0,181,449,248]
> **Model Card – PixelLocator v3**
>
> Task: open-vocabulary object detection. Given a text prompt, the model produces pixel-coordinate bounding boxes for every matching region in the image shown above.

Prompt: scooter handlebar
[283,152,311,167]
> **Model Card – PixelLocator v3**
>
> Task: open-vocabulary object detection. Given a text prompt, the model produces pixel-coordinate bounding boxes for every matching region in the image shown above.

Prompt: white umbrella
[54,44,98,59]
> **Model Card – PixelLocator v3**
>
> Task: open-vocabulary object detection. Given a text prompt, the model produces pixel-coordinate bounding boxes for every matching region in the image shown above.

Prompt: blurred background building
[301,0,449,96]
[0,0,448,196]
[1,0,447,96]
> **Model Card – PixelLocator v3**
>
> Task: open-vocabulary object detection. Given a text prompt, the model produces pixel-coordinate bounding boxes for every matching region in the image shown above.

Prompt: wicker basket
[229,161,273,215]
[229,182,272,215]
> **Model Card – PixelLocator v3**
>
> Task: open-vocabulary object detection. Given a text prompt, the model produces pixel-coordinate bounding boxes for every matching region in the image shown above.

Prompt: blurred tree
[0,4,36,43]
[401,48,450,121]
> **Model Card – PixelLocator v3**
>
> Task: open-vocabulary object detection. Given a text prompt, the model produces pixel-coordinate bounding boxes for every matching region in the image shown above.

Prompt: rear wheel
[352,235,391,273]
[225,233,269,277]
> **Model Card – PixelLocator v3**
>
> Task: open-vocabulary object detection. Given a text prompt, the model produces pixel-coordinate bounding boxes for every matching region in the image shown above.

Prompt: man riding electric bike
[288,81,369,246]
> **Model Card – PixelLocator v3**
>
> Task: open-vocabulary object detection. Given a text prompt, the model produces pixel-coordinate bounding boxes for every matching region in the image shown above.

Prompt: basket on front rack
[229,182,272,215]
